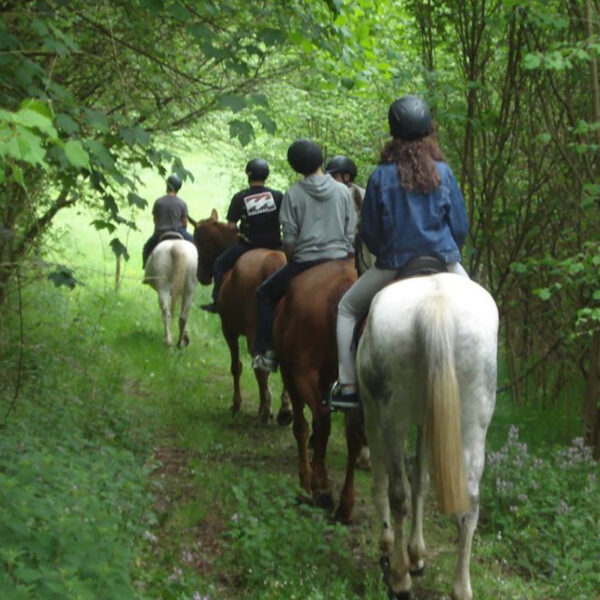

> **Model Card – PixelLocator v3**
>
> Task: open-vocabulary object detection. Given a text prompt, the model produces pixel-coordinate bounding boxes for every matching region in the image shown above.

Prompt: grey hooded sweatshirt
[279,173,356,263]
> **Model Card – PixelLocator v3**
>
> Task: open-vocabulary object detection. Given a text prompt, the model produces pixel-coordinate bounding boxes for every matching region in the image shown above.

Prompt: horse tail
[418,293,469,516]
[170,243,187,311]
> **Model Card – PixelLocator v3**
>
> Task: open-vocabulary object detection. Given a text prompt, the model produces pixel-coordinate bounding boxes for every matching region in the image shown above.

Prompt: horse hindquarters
[170,242,198,348]
[358,275,498,600]
[219,248,287,422]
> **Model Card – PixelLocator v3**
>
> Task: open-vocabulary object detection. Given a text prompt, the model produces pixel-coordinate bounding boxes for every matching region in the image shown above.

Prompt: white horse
[356,273,498,600]
[144,239,198,348]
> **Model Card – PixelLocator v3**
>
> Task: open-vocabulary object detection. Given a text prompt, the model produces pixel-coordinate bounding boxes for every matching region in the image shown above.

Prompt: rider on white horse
[331,95,469,410]
[142,174,194,268]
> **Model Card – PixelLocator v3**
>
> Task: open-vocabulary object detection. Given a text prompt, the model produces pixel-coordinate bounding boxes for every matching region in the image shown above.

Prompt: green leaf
[523,53,541,70]
[64,139,90,169]
[119,126,150,147]
[84,109,109,133]
[90,219,117,234]
[15,109,57,138]
[259,28,286,46]
[534,288,552,301]
[255,110,276,135]
[47,265,81,289]
[110,238,129,261]
[84,140,115,171]
[20,98,53,119]
[127,192,148,209]
[14,567,42,583]
[229,119,254,146]
[218,94,247,113]
[56,113,79,135]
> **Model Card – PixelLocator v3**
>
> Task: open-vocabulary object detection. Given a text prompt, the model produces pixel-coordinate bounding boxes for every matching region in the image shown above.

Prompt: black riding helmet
[325,155,357,181]
[246,158,269,181]
[166,174,182,193]
[287,139,323,176]
[388,95,433,141]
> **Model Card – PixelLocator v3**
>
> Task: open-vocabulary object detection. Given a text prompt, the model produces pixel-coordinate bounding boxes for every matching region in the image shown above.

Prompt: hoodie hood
[298,173,343,201]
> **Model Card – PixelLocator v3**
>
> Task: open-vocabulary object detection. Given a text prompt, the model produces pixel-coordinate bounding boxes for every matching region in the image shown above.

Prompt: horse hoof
[314,491,335,512]
[258,410,272,425]
[388,590,413,600]
[334,508,353,525]
[295,493,314,506]
[409,565,425,577]
[380,555,391,585]
[276,408,293,427]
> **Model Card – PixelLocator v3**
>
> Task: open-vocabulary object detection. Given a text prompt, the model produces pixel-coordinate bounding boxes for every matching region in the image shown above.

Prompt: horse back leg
[245,333,273,424]
[408,425,428,575]
[362,392,394,554]
[282,373,311,494]
[158,289,172,347]
[306,381,332,510]
[176,281,196,348]
[451,429,488,600]
[276,383,293,427]
[384,425,413,597]
[222,326,242,416]
[253,368,273,424]
[335,406,365,524]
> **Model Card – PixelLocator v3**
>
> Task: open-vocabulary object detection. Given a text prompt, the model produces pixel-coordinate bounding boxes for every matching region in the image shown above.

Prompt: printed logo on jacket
[244,192,276,216]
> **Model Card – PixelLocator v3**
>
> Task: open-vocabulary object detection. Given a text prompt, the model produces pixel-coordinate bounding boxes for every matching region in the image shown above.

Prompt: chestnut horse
[194,210,292,425]
[357,274,498,600]
[273,258,365,522]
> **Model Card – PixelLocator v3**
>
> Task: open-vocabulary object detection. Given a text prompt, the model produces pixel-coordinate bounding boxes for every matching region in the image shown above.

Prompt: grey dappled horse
[357,273,498,600]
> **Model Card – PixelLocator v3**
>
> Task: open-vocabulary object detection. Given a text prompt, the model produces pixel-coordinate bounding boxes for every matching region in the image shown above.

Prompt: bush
[223,475,364,599]
[481,426,600,599]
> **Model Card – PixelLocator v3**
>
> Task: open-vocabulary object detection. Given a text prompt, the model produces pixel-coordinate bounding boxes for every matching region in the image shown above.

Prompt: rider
[142,174,194,267]
[252,139,356,372]
[200,158,283,313]
[325,155,372,274]
[325,155,365,217]
[330,95,469,410]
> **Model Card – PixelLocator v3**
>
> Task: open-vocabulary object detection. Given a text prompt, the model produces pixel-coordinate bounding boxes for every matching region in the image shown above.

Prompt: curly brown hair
[379,134,446,194]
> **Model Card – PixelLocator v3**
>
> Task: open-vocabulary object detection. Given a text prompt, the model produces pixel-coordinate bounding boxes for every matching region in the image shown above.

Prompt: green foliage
[0,430,152,599]
[223,475,358,596]
[0,298,155,599]
[481,426,600,598]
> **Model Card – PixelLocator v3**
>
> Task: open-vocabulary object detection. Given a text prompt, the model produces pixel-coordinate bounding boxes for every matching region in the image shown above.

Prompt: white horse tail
[417,293,469,516]
[170,243,187,313]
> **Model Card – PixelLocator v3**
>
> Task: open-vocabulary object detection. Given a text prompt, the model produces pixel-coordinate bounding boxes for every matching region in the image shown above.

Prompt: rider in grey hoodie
[252,139,355,372]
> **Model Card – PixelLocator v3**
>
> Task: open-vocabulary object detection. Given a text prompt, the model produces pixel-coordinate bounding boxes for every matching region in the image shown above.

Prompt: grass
[1,151,598,599]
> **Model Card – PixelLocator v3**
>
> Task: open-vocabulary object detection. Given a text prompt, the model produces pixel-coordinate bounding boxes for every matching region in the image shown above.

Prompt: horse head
[193,209,237,285]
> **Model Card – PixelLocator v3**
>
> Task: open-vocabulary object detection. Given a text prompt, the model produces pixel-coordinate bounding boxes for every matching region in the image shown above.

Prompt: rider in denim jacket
[361,160,467,270]
[330,95,469,410]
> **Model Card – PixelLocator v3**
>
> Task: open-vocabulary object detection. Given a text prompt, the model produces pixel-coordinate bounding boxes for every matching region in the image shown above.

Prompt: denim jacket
[360,161,468,270]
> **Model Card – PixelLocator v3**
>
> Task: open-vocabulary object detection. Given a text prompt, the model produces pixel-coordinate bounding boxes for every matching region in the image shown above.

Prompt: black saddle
[158,231,184,242]
[352,256,447,351]
[395,255,447,280]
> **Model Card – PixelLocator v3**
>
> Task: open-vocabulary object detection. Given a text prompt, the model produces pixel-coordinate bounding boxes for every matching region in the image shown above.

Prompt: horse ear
[210,208,218,221]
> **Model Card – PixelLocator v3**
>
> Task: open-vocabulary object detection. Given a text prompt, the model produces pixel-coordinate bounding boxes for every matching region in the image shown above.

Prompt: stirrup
[252,352,278,373]
[329,380,360,411]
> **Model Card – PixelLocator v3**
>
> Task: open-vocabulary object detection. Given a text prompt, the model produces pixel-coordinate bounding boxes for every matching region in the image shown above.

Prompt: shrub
[481,426,600,599]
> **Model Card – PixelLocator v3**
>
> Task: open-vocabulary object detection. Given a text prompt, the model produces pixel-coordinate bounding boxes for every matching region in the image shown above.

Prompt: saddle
[353,256,447,346]
[395,255,447,280]
[159,231,184,242]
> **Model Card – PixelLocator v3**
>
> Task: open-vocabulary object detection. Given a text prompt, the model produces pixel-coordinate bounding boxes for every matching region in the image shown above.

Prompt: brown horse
[273,258,366,522]
[194,209,292,425]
